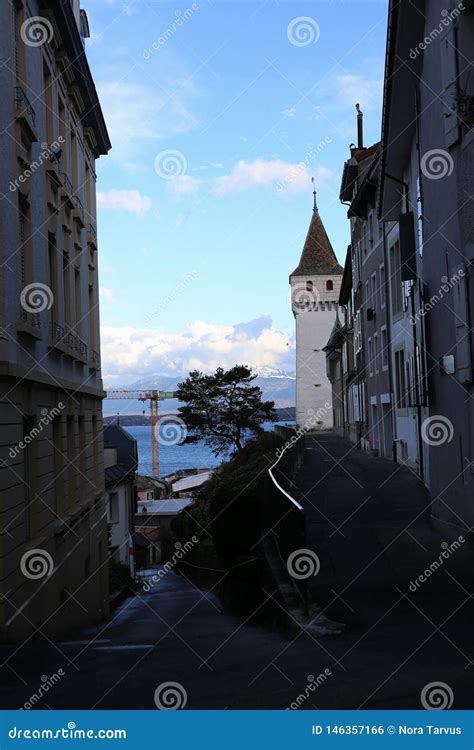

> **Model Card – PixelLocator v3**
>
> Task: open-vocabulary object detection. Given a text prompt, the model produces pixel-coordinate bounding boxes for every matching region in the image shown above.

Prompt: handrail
[268,451,304,512]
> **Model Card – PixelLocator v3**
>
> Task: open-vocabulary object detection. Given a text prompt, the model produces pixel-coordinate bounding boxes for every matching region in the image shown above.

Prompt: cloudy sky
[84,0,386,385]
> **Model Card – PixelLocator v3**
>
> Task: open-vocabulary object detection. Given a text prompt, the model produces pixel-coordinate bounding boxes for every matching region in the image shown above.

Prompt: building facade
[380,0,473,530]
[104,425,138,568]
[290,194,343,429]
[0,1,111,640]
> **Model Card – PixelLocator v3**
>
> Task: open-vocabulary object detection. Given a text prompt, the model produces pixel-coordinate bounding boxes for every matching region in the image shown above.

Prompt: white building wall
[292,274,342,428]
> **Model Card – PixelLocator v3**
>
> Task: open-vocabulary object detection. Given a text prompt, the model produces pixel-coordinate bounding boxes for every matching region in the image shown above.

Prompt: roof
[290,207,343,277]
[339,142,380,206]
[105,463,135,487]
[137,498,194,516]
[135,475,167,492]
[171,471,212,493]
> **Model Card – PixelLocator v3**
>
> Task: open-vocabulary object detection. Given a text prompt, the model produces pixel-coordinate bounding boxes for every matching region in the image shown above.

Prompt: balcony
[78,337,88,362]
[87,222,97,247]
[72,194,86,228]
[17,307,42,340]
[14,87,37,141]
[60,173,74,208]
[89,349,100,370]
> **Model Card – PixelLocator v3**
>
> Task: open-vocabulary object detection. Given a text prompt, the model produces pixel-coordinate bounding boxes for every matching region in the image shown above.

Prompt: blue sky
[84,0,387,385]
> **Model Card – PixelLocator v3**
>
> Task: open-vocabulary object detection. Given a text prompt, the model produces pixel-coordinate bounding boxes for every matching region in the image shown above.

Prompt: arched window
[326,279,333,291]
[306,280,313,292]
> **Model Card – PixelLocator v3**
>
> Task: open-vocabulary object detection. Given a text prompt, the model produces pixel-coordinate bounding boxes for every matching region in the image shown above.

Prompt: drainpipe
[382,221,397,461]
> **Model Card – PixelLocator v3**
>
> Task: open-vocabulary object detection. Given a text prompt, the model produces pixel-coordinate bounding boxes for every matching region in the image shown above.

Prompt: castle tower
[290,190,343,428]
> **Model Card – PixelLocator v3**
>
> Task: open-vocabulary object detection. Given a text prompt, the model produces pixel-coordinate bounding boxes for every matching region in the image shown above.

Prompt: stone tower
[290,193,343,428]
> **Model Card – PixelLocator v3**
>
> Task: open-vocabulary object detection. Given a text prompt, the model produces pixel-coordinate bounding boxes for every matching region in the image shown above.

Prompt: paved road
[0,433,472,709]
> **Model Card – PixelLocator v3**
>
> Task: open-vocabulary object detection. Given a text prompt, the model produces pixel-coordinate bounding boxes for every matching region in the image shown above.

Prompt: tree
[176,365,277,456]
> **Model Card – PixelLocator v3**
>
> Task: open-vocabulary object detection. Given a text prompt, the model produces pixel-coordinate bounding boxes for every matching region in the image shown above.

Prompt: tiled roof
[290,208,343,277]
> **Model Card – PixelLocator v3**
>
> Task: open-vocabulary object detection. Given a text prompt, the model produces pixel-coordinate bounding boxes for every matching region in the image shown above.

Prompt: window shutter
[399,212,417,281]
[451,264,472,383]
[440,26,460,147]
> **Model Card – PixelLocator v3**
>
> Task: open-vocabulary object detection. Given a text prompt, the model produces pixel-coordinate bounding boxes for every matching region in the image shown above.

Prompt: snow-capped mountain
[103,368,296,415]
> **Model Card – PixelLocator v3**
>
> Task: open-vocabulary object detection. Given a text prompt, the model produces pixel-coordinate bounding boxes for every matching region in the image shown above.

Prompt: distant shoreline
[103,406,296,427]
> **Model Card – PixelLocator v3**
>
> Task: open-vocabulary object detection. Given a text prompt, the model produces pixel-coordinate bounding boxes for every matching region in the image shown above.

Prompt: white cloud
[281,107,297,118]
[97,189,152,214]
[100,286,115,304]
[100,315,293,383]
[212,159,333,197]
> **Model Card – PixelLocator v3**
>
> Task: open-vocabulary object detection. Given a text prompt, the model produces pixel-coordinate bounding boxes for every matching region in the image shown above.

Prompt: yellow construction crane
[105,389,176,477]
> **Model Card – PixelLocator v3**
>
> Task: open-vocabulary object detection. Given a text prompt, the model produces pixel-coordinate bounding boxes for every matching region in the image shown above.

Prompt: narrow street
[1,433,472,710]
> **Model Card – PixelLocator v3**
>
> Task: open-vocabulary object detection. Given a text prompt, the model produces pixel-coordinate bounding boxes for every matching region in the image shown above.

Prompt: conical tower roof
[290,203,343,277]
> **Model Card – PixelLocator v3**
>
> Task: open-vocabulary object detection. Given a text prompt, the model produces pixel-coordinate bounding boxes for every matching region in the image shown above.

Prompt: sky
[83,0,388,386]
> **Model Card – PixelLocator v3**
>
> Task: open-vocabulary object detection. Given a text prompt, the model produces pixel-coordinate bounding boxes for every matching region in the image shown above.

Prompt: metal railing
[15,86,36,126]
[261,429,308,613]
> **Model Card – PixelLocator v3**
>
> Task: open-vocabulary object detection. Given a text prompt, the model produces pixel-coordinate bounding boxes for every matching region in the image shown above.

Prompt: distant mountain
[103,369,296,416]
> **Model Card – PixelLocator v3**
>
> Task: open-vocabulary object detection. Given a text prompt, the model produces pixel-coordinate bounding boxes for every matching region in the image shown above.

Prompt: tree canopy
[176,365,277,456]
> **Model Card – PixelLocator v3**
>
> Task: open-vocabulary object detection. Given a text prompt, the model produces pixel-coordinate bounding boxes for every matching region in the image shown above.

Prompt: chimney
[355,103,363,149]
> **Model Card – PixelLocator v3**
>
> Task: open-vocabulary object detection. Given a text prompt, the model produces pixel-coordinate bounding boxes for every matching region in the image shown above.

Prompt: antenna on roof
[311,176,318,213]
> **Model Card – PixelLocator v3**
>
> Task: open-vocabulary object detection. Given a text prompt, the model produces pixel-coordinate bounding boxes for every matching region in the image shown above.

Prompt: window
[368,337,373,376]
[381,327,388,370]
[374,333,379,373]
[108,492,119,523]
[379,264,385,309]
[52,416,64,515]
[371,273,377,310]
[354,311,362,354]
[395,349,407,409]
[326,279,333,291]
[306,280,313,292]
[390,240,403,316]
[368,213,374,245]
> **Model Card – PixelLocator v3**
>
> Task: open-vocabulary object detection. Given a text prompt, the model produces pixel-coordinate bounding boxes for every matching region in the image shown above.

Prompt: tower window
[306,280,313,292]
[326,280,333,291]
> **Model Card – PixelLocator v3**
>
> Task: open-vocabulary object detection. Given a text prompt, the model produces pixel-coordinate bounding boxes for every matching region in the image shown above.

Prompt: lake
[126,421,294,478]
